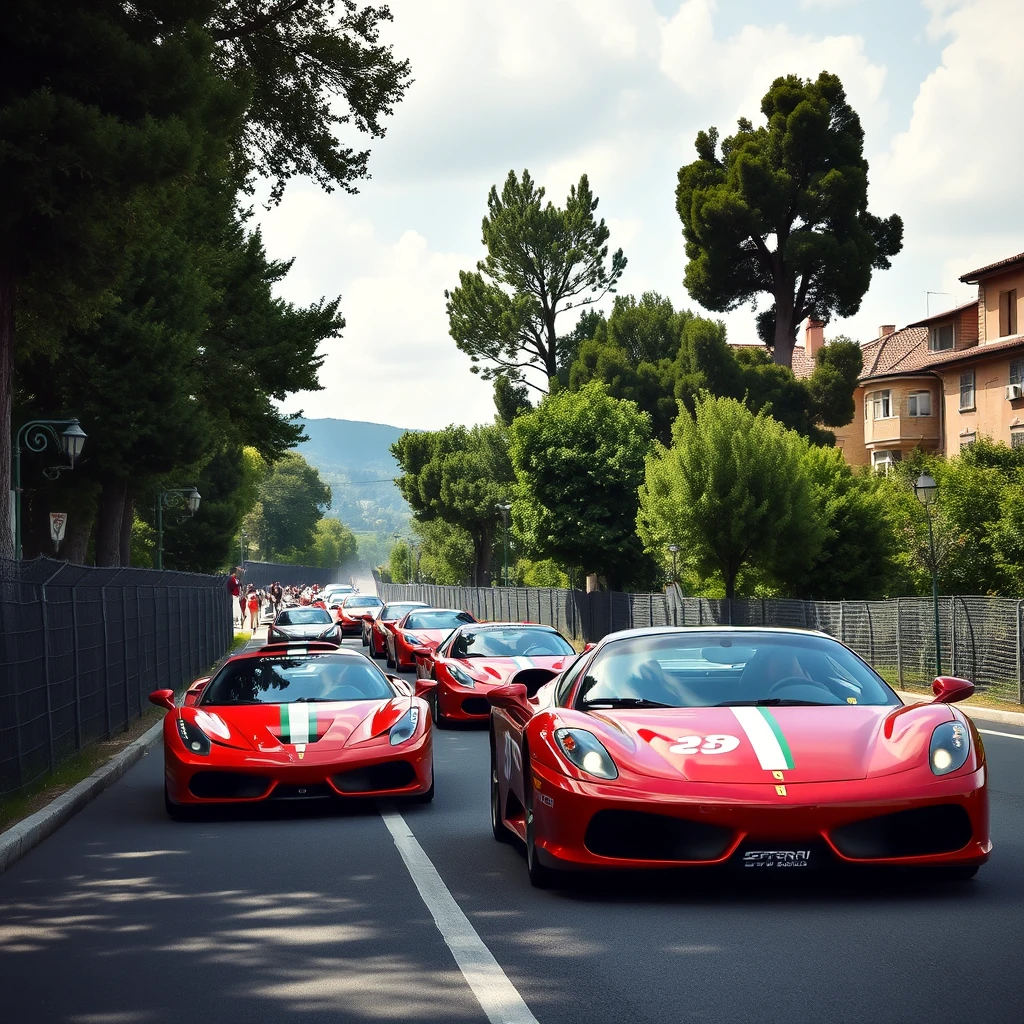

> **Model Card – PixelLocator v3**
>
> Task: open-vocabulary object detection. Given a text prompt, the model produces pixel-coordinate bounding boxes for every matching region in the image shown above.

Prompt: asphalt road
[1,635,1022,1024]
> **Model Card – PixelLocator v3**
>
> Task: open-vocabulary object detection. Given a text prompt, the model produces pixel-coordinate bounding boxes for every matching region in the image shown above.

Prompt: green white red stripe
[280,704,316,744]
[730,706,795,771]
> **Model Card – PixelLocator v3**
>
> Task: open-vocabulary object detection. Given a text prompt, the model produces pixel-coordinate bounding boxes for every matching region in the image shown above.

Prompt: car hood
[273,622,335,638]
[577,703,955,783]
[186,698,409,753]
[456,656,572,686]
[402,629,454,648]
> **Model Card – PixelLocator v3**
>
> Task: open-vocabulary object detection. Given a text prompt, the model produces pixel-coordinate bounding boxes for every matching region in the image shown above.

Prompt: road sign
[50,512,68,551]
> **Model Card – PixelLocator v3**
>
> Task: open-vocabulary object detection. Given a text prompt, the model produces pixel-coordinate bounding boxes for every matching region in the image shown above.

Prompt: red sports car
[385,607,478,671]
[414,622,578,726]
[151,642,433,816]
[337,593,383,636]
[366,601,429,658]
[487,626,990,887]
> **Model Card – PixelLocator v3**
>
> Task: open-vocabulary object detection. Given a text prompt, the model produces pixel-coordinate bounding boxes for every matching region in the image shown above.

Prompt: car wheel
[361,629,368,647]
[524,755,556,888]
[430,690,447,729]
[490,734,512,843]
[372,635,384,659]
[385,642,395,668]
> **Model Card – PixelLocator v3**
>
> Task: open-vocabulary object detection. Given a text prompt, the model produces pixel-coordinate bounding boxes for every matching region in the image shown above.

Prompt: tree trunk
[0,272,14,561]
[95,478,128,566]
[472,525,494,587]
[772,294,797,368]
[725,568,736,601]
[119,490,134,566]
[64,513,93,566]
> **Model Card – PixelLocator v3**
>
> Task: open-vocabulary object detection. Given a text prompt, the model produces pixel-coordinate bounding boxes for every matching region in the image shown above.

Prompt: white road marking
[380,807,539,1024]
[978,728,1024,741]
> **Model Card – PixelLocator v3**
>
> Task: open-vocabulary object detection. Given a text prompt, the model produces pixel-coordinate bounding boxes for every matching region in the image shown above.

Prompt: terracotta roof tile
[906,300,977,328]
[960,252,1024,283]
[858,327,928,379]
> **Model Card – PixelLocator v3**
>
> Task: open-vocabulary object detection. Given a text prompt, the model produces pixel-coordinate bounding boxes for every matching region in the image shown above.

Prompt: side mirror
[488,683,530,712]
[182,677,210,707]
[414,678,438,698]
[932,676,975,704]
[149,689,175,712]
[583,642,596,653]
[389,676,413,696]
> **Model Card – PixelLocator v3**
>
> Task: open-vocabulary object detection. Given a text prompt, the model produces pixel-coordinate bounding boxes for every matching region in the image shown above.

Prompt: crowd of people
[225,569,343,630]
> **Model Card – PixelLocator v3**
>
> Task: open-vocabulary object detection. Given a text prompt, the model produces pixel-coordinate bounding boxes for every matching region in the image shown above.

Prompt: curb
[0,716,165,876]
[897,690,1024,728]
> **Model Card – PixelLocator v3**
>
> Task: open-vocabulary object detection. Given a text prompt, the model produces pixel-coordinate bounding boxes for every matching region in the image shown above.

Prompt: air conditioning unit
[1006,384,1024,401]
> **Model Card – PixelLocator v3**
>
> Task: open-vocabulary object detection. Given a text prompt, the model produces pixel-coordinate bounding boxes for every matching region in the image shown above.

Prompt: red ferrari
[151,642,433,816]
[414,622,577,726]
[336,593,383,636]
[366,601,429,658]
[487,626,990,887]
[385,607,478,671]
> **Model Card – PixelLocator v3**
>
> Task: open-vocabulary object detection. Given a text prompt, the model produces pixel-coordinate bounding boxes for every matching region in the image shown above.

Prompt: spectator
[227,568,242,626]
[246,585,260,631]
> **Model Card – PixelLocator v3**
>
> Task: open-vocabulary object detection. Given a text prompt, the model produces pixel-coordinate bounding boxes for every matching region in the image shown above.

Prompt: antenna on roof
[925,291,953,316]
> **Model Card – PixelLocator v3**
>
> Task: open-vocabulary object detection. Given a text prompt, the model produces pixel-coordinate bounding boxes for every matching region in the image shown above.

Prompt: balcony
[865,414,940,446]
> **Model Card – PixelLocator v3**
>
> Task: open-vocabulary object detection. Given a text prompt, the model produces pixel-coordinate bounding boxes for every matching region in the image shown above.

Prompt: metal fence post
[896,598,903,689]
[39,581,56,772]
[1018,601,1023,705]
[121,588,131,731]
[71,586,82,752]
[135,586,144,719]
[839,601,845,644]
[949,597,956,678]
[101,586,112,738]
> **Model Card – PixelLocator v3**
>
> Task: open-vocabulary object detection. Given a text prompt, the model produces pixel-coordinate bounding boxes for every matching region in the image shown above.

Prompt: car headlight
[402,633,420,646]
[554,728,618,780]
[389,707,420,746]
[177,717,211,756]
[448,664,477,688]
[929,720,971,776]
[319,624,340,638]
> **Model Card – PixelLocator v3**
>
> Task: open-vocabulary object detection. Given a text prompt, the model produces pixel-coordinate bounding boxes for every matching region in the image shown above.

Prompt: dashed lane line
[978,728,1024,741]
[380,806,540,1024]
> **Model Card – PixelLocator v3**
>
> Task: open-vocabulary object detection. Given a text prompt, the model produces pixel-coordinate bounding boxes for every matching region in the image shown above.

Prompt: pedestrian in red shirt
[228,569,242,626]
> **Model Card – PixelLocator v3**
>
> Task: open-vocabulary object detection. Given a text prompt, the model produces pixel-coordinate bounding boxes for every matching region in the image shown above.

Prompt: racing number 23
[669,734,740,755]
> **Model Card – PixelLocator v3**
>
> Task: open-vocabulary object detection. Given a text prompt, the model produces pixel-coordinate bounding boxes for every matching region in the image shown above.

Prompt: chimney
[879,325,896,338]
[804,318,825,358]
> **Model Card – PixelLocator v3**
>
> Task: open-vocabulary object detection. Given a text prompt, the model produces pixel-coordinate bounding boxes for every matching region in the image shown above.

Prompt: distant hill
[293,418,416,533]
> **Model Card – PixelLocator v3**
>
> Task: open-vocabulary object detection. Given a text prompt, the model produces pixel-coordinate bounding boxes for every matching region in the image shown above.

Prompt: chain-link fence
[242,560,349,589]
[376,578,1024,706]
[0,557,233,799]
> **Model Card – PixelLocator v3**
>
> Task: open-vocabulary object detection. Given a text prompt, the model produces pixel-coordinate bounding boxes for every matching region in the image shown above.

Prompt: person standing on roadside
[270,581,283,614]
[228,568,242,627]
[246,585,260,631]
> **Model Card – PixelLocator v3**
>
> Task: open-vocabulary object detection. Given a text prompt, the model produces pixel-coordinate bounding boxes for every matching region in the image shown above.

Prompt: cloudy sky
[256,0,1023,431]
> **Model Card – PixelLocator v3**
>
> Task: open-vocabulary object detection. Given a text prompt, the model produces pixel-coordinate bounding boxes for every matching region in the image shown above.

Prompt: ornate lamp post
[667,544,680,586]
[13,418,88,560]
[155,487,201,570]
[914,473,942,676]
[496,503,512,587]
[240,529,248,569]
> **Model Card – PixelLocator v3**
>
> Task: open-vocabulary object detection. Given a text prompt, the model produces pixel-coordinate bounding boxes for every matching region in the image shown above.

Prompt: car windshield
[344,595,382,609]
[404,610,475,630]
[201,655,393,705]
[382,603,426,621]
[276,608,332,625]
[450,627,575,659]
[576,632,900,709]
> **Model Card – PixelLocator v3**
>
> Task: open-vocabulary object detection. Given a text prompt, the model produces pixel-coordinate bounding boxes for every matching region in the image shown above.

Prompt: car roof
[405,607,470,616]
[451,621,561,632]
[596,625,832,644]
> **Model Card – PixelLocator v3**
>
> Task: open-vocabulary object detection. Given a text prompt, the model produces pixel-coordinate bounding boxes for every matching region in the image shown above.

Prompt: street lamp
[667,544,680,585]
[155,487,201,570]
[240,529,248,568]
[914,473,942,676]
[12,418,88,560]
[496,503,512,587]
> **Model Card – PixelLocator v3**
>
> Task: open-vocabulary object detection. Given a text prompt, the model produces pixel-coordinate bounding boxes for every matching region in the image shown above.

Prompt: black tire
[361,629,368,647]
[490,733,512,843]
[385,641,394,668]
[524,754,556,888]
[430,690,447,729]
[935,865,980,881]
[164,783,191,821]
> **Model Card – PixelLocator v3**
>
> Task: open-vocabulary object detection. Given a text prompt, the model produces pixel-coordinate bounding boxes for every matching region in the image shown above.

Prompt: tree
[414,518,474,586]
[637,395,821,598]
[388,539,413,584]
[675,72,903,367]
[510,381,653,589]
[297,517,358,569]
[493,374,531,426]
[392,424,513,586]
[259,451,332,559]
[446,170,626,389]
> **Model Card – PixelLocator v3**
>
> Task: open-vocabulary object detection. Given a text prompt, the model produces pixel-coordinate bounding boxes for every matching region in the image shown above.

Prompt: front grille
[830,804,973,859]
[332,761,416,793]
[584,810,734,862]
[271,783,334,800]
[460,697,491,717]
[188,772,272,800]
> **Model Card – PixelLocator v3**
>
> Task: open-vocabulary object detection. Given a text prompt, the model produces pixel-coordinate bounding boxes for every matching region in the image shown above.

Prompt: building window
[999,289,1018,337]
[960,431,977,450]
[869,390,893,419]
[1012,427,1024,449]
[907,391,932,417]
[929,324,955,351]
[960,370,975,411]
[1011,359,1024,386]
[871,450,902,474]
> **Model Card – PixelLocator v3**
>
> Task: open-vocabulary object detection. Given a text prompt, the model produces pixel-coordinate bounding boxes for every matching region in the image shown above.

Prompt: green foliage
[637,395,822,598]
[675,72,903,366]
[259,451,332,559]
[414,519,475,586]
[510,381,653,588]
[516,558,570,589]
[291,517,358,569]
[493,375,532,426]
[388,539,413,584]
[446,170,626,385]
[392,424,513,585]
